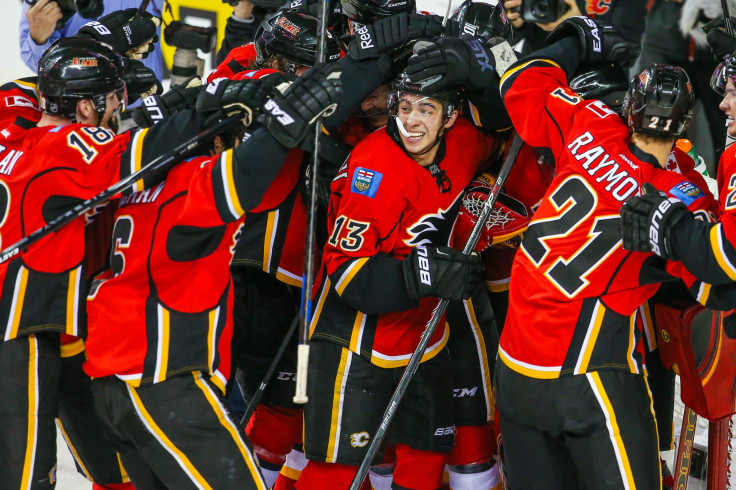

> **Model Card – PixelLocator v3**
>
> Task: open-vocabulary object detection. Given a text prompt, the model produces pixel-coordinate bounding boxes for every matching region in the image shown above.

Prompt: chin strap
[387,116,451,192]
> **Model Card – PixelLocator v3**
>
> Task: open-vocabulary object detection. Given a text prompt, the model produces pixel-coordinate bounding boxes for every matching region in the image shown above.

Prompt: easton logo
[264,99,294,125]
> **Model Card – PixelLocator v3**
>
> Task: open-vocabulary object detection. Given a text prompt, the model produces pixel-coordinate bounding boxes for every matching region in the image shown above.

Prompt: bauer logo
[350,432,370,447]
[669,181,702,205]
[351,167,383,198]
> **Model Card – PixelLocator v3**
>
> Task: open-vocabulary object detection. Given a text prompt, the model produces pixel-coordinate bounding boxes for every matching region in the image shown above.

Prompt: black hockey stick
[293,0,331,405]
[0,113,243,265]
[349,131,525,490]
[239,314,299,428]
[722,0,734,36]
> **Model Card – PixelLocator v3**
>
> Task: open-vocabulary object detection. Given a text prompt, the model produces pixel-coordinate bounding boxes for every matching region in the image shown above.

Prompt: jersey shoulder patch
[669,180,703,205]
[350,167,383,198]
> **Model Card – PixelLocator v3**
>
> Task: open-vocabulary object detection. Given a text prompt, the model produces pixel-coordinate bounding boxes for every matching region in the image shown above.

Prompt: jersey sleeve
[499,39,584,169]
[321,154,419,314]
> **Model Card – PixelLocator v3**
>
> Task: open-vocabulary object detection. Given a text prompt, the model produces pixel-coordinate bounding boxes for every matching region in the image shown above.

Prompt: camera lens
[532,0,551,18]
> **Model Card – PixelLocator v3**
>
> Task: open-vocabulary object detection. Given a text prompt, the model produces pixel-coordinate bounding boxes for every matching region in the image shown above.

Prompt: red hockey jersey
[498,59,717,378]
[310,118,500,367]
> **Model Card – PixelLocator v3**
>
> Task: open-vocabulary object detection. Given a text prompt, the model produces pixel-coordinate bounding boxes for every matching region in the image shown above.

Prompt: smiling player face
[396,93,456,165]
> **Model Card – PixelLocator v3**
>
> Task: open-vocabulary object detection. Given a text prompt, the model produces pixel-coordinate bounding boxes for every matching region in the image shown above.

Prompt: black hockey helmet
[451,0,512,42]
[37,37,126,123]
[388,71,463,119]
[569,62,629,112]
[622,63,695,137]
[340,0,416,25]
[711,54,736,96]
[254,10,342,73]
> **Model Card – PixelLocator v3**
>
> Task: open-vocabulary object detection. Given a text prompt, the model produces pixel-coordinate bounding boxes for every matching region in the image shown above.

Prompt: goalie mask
[38,37,127,124]
[254,10,342,74]
[452,172,531,253]
[622,63,695,138]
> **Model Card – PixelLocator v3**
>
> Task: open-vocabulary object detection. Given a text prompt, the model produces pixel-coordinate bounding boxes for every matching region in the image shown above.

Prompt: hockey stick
[349,131,525,490]
[239,315,299,428]
[722,0,734,37]
[293,0,330,404]
[674,406,698,489]
[0,113,243,265]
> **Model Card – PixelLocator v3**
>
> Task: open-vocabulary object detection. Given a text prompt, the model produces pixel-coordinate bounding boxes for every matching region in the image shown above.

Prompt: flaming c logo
[585,0,611,15]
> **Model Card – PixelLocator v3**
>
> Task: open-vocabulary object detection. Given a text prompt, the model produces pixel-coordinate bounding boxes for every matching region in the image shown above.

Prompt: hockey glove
[76,8,161,60]
[263,63,342,148]
[348,13,445,60]
[405,36,498,94]
[704,16,736,60]
[546,17,640,66]
[196,78,273,127]
[121,58,162,106]
[131,76,202,127]
[620,183,689,260]
[403,246,484,301]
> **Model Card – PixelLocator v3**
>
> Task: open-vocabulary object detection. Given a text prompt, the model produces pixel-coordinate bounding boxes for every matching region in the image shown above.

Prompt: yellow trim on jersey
[57,419,93,480]
[21,335,38,490]
[131,128,149,193]
[223,150,245,218]
[469,102,483,128]
[369,324,449,368]
[193,372,266,490]
[207,308,218,375]
[500,58,561,88]
[155,307,170,384]
[126,384,211,487]
[60,337,85,358]
[262,210,278,274]
[280,465,302,481]
[588,372,636,489]
[275,270,303,287]
[326,348,351,463]
[335,257,369,296]
[626,313,637,373]
[575,301,606,374]
[498,346,561,379]
[710,224,736,280]
[7,266,29,340]
[210,373,226,394]
[697,283,712,306]
[639,302,656,352]
[492,227,528,245]
[701,321,724,387]
[65,266,80,336]
[466,298,494,421]
[116,453,130,482]
[641,370,664,471]
[348,312,365,353]
[308,278,330,339]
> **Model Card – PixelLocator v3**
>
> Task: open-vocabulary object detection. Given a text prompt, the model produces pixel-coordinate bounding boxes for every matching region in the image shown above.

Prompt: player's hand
[263,62,342,148]
[546,17,640,66]
[403,246,484,301]
[121,58,162,106]
[704,16,736,60]
[232,0,255,21]
[537,0,580,32]
[131,76,202,127]
[406,36,498,94]
[27,0,63,44]
[76,8,161,59]
[347,12,445,60]
[620,183,689,259]
[197,78,272,127]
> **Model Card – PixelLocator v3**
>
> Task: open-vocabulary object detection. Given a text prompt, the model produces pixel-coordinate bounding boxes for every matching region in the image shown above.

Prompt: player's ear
[443,110,459,130]
[76,99,97,124]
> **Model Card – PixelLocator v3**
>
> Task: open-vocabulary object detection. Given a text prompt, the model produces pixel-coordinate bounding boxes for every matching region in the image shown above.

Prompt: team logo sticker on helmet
[351,167,383,197]
[350,431,370,447]
[669,181,703,205]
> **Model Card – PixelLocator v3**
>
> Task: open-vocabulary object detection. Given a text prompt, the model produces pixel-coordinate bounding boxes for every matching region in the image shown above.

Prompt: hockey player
[297,71,502,489]
[82,62,341,488]
[0,36,248,489]
[493,17,726,489]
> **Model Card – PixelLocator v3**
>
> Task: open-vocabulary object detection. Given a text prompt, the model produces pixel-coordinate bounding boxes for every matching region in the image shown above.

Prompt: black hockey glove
[406,36,498,94]
[121,58,162,106]
[546,17,640,66]
[620,183,690,260]
[263,63,342,148]
[130,76,202,127]
[403,246,484,301]
[348,12,445,60]
[704,16,736,60]
[76,8,161,60]
[196,78,274,127]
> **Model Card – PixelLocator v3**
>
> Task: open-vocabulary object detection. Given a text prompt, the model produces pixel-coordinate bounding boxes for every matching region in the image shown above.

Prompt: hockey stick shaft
[293,0,330,405]
[722,0,734,37]
[349,131,525,490]
[239,315,299,428]
[135,0,152,18]
[0,113,243,265]
[674,406,698,488]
